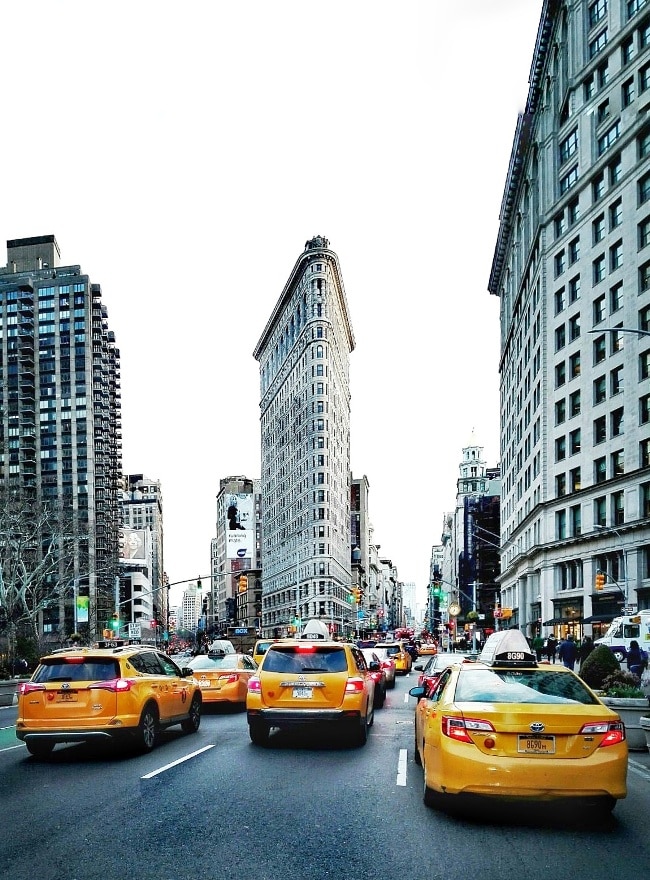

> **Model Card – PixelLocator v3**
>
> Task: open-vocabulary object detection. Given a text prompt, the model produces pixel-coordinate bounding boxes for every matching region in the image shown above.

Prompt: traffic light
[595,571,605,591]
[431,580,442,597]
[238,574,248,593]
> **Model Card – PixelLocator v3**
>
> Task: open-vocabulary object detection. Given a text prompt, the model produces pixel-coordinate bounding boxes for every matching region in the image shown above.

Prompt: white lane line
[403,693,409,703]
[396,748,408,786]
[0,744,25,753]
[141,744,215,779]
[628,758,650,782]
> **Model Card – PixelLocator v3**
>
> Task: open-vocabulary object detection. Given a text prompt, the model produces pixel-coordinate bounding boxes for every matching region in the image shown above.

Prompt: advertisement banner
[76,594,89,624]
[226,529,255,560]
[225,493,254,531]
[119,528,147,562]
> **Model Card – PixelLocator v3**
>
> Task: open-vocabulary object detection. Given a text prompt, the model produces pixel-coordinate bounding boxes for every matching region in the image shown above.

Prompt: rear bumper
[16,728,133,745]
[248,708,361,727]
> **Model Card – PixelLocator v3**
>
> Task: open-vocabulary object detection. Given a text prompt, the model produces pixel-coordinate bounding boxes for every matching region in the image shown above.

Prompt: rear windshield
[34,658,120,683]
[255,642,273,655]
[189,655,240,672]
[383,645,401,656]
[454,668,600,705]
[264,646,348,674]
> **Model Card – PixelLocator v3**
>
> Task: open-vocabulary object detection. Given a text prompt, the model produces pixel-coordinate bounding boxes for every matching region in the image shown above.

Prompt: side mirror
[409,685,426,700]
[181,667,194,677]
[368,660,380,671]
[414,663,423,671]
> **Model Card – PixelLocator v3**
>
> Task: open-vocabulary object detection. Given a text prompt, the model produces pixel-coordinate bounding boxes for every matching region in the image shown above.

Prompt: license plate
[518,734,555,754]
[292,687,313,699]
[58,692,77,702]
[198,680,211,688]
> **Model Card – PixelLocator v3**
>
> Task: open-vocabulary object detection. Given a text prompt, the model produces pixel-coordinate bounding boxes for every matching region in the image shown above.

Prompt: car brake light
[93,678,133,693]
[248,677,261,693]
[442,715,495,743]
[345,677,365,694]
[19,682,45,695]
[580,720,626,747]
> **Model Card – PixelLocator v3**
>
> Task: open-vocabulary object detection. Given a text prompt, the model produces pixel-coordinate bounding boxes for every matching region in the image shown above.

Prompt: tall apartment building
[489,1,650,640]
[0,235,122,642]
[253,236,355,637]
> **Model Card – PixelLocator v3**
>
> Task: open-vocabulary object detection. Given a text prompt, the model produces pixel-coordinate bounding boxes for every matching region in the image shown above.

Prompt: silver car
[370,646,396,688]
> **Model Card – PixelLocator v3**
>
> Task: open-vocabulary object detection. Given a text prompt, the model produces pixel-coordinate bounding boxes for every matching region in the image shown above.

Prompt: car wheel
[376,686,386,708]
[422,753,442,808]
[136,704,159,752]
[587,796,617,816]
[249,719,270,746]
[26,740,54,758]
[388,678,396,689]
[181,694,202,733]
[613,651,625,663]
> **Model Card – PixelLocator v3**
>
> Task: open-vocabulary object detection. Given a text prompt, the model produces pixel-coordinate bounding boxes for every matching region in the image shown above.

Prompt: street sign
[622,605,638,614]
[128,622,141,639]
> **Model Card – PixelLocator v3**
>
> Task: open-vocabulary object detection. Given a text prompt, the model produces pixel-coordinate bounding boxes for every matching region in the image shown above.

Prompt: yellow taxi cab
[246,619,375,747]
[382,641,413,674]
[16,643,202,757]
[409,629,627,815]
[252,638,282,667]
[186,650,258,706]
[417,643,438,657]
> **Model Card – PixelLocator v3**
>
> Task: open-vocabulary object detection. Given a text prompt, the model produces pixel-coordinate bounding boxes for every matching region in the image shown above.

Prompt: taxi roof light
[478,629,538,668]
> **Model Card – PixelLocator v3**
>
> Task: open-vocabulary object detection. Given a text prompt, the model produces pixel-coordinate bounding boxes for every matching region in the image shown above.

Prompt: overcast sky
[1,1,543,606]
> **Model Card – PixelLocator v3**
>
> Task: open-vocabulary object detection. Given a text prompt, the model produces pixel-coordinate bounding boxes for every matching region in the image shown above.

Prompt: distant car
[246,631,375,746]
[414,651,471,690]
[187,651,258,706]
[252,639,281,667]
[16,645,202,757]
[371,647,396,688]
[361,649,387,708]
[417,644,437,657]
[381,642,412,675]
[409,629,628,815]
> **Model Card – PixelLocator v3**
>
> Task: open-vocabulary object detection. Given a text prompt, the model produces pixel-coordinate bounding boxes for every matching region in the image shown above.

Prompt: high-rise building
[0,235,122,642]
[489,3,650,640]
[253,236,355,637]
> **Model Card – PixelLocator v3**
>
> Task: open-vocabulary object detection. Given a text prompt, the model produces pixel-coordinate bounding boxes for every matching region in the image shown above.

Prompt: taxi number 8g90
[506,652,526,660]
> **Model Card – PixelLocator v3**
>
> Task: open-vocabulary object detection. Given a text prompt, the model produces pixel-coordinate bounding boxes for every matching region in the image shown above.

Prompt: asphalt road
[3,672,650,880]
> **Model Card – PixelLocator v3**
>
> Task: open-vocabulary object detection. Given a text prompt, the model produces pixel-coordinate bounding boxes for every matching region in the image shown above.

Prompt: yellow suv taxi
[16,644,202,757]
[246,627,375,747]
[382,641,413,674]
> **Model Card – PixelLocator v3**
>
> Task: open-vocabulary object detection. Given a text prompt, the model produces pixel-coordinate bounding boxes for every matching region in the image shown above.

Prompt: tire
[422,754,441,808]
[181,694,202,733]
[375,685,386,709]
[136,704,159,752]
[26,740,54,758]
[249,719,270,746]
[388,678,396,690]
[352,712,369,746]
[613,651,625,663]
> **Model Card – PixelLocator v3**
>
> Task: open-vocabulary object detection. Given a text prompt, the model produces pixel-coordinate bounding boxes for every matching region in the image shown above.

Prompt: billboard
[226,529,255,560]
[225,493,254,531]
[119,528,147,562]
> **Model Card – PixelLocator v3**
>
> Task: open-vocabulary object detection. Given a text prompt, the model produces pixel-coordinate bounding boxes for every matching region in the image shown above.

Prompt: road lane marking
[628,758,650,782]
[0,744,25,752]
[396,748,407,786]
[141,744,215,779]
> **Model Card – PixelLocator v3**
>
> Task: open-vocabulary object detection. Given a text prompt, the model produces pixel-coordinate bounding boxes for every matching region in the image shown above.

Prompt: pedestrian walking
[532,634,544,661]
[558,633,578,670]
[579,635,594,665]
[545,635,557,663]
[627,639,648,677]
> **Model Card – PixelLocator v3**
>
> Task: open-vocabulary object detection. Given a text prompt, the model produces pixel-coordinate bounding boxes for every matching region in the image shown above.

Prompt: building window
[556,473,567,497]
[594,415,607,443]
[593,173,605,202]
[641,392,650,424]
[628,0,648,20]
[555,362,566,387]
[609,154,622,185]
[569,237,580,264]
[570,428,581,454]
[571,505,582,537]
[569,275,581,302]
[556,510,567,540]
[641,348,650,380]
[609,198,623,229]
[570,389,581,417]
[597,99,610,125]
[641,482,650,518]
[610,282,623,312]
[622,35,636,65]
[570,467,581,492]
[611,365,624,395]
[594,374,607,403]
[569,314,580,341]
[641,261,650,293]
[593,254,606,284]
[642,438,650,468]
[555,324,566,351]
[589,29,608,58]
[555,288,566,314]
[560,129,578,164]
[554,212,566,238]
[555,250,566,277]
[555,398,566,424]
[598,121,620,155]
[593,213,605,243]
[595,455,607,483]
[593,294,606,324]
[594,496,607,526]
[611,449,625,477]
[623,76,635,106]
[561,166,579,194]
[568,197,580,225]
[611,406,624,436]
[609,240,623,271]
[641,304,650,332]
[589,0,607,28]
[570,352,581,379]
[612,490,625,525]
[594,333,607,364]
[639,172,650,205]
[555,436,567,461]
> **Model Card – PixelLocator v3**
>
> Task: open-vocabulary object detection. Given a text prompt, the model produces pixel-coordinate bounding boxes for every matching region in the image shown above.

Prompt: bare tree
[0,493,78,657]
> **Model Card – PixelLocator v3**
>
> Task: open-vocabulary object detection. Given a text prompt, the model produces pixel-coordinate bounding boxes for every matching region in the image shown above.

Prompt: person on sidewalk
[558,633,578,670]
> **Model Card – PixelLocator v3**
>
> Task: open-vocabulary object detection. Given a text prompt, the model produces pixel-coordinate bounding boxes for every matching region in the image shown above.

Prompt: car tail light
[345,677,365,694]
[19,682,45,695]
[442,715,495,743]
[248,677,261,693]
[580,720,626,747]
[93,678,134,693]
[218,673,239,684]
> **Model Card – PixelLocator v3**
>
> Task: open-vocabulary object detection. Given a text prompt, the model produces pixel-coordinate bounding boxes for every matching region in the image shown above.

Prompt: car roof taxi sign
[479,629,538,668]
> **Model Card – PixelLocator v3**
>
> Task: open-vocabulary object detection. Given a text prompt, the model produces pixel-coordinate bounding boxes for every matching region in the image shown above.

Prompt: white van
[594,611,650,661]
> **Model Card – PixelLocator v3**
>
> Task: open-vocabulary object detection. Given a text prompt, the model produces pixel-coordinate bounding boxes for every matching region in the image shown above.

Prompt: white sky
[1,1,543,606]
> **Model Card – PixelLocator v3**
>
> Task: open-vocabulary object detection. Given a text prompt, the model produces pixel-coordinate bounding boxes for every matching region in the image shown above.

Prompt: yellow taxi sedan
[381,641,412,674]
[409,629,627,815]
[187,652,258,706]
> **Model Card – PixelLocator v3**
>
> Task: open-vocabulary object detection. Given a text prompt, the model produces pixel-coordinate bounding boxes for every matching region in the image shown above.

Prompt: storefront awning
[582,614,614,624]
[543,617,583,625]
